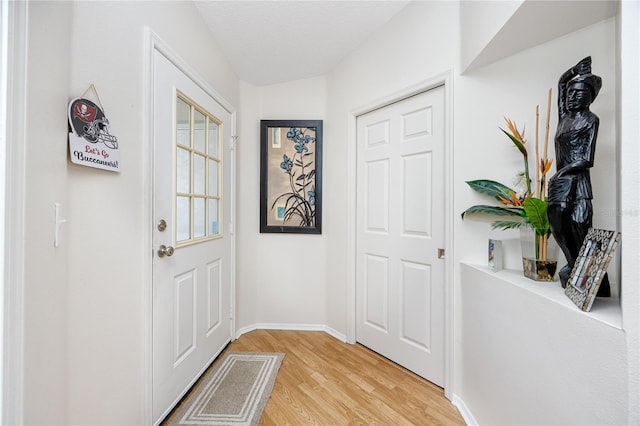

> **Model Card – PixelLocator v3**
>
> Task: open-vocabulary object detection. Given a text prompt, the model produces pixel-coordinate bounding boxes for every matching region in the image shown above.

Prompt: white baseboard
[452,394,477,426]
[322,326,347,342]
[234,323,347,343]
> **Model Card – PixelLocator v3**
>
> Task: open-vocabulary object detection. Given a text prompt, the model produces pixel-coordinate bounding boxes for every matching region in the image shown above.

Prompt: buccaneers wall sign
[68,95,120,172]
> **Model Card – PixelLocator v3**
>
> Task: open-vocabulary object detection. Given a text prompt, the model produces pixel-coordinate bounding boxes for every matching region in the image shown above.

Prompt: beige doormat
[167,352,284,425]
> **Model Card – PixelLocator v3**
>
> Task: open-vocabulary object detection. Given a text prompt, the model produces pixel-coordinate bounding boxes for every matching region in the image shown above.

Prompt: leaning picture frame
[260,120,323,234]
[565,228,620,312]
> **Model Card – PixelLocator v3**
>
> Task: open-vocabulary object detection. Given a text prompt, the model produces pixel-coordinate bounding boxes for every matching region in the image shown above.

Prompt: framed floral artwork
[260,120,322,234]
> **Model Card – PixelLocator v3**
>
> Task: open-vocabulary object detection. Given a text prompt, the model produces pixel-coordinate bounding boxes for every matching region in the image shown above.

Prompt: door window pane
[209,159,219,197]
[193,154,205,195]
[209,121,219,158]
[194,198,205,238]
[177,148,190,193]
[193,110,206,153]
[209,199,219,235]
[176,98,190,147]
[176,196,191,242]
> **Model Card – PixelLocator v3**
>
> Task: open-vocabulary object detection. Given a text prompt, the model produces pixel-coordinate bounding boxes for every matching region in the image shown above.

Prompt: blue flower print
[286,128,302,141]
[308,190,315,206]
[280,154,293,172]
[294,140,308,153]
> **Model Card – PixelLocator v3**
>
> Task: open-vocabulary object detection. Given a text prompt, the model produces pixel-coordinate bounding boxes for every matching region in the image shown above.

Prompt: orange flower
[498,191,526,207]
[504,117,526,144]
[540,158,553,176]
[498,196,512,205]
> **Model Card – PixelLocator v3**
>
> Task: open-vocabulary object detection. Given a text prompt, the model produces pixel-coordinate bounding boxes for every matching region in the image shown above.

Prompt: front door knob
[157,245,175,257]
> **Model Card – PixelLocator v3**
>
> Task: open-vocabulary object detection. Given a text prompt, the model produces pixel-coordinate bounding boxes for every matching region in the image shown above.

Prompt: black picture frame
[260,120,322,234]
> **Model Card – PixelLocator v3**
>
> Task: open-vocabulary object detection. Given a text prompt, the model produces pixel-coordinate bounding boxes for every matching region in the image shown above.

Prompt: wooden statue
[548,56,609,296]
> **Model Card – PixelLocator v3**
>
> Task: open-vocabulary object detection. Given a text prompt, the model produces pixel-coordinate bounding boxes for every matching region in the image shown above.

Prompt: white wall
[22,2,71,424]
[618,1,640,422]
[236,77,327,331]
[460,0,522,71]
[20,1,239,424]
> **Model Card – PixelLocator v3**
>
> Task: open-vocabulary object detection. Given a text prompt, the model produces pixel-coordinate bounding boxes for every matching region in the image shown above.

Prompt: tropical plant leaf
[466,180,516,201]
[500,127,527,158]
[491,220,527,231]
[461,205,523,219]
[523,197,549,236]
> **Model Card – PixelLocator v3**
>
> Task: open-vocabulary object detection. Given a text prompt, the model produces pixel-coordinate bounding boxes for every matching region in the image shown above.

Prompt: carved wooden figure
[547,56,609,296]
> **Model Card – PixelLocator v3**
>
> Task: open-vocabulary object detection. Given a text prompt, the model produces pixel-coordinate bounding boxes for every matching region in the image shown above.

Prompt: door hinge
[438,248,445,259]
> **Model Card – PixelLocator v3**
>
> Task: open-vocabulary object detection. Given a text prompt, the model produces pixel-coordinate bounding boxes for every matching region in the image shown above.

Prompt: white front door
[356,87,445,386]
[152,50,233,424]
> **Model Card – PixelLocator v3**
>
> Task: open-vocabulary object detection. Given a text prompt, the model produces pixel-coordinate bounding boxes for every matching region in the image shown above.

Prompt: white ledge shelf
[461,262,622,330]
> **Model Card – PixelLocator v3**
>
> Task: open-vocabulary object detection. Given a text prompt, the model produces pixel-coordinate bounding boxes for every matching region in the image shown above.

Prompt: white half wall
[460,263,627,425]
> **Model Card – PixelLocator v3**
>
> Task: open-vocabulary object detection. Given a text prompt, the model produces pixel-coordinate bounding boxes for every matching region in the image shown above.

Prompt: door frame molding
[143,28,237,425]
[346,72,454,399]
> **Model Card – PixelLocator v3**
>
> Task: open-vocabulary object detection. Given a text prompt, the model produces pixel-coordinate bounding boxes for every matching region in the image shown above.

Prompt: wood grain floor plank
[224,330,465,425]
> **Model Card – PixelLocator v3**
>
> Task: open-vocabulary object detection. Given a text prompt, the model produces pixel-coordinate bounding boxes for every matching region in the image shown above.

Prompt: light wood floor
[168,329,465,425]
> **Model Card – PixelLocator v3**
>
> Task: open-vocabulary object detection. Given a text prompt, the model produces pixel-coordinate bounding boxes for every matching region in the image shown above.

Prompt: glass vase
[520,227,558,281]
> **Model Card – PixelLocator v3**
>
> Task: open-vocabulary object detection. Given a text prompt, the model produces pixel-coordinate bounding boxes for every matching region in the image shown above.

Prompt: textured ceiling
[193,1,410,86]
